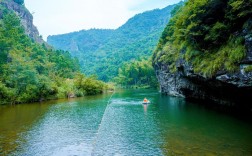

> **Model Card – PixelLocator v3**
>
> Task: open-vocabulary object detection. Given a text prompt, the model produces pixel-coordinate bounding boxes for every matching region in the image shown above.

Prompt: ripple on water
[1,89,252,155]
[110,99,142,105]
[92,95,163,156]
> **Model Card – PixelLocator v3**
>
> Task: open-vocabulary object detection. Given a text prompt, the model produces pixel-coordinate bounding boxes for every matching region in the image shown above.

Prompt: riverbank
[0,80,115,106]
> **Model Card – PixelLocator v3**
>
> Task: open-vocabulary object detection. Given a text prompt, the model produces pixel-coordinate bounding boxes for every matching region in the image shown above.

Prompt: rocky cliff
[153,0,252,112]
[0,0,44,43]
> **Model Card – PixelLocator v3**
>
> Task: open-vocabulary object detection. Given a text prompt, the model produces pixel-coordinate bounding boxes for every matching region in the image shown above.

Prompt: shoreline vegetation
[0,0,158,106]
[0,8,114,105]
[113,58,158,89]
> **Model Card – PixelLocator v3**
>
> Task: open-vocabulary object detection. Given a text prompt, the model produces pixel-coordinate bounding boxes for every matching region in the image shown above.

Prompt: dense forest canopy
[153,0,252,77]
[48,3,181,81]
[114,58,158,88]
[0,4,107,104]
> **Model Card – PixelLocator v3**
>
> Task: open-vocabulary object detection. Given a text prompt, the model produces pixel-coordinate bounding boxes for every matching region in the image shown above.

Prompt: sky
[25,0,181,40]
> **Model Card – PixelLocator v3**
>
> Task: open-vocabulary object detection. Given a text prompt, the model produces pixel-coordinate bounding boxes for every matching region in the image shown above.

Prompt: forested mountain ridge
[0,0,107,104]
[48,2,182,81]
[153,0,252,110]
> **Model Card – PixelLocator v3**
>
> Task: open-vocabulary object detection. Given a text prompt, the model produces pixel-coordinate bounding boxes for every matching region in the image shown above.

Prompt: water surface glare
[0,89,252,155]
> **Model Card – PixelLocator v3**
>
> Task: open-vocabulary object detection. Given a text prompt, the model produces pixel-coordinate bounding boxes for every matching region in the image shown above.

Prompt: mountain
[153,0,252,111]
[47,3,182,81]
[0,0,105,104]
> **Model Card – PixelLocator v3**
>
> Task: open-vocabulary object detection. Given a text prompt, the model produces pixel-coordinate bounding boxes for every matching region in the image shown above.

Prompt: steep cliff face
[155,26,252,111]
[153,0,252,111]
[0,0,44,43]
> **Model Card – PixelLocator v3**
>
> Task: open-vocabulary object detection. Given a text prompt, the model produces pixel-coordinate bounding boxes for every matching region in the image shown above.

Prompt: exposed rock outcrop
[154,22,252,111]
[0,0,44,44]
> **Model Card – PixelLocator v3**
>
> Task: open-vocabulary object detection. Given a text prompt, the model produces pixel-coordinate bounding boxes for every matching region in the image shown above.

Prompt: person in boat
[143,97,148,103]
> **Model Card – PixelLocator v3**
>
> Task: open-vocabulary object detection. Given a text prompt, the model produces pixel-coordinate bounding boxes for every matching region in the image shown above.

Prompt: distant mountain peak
[48,2,181,81]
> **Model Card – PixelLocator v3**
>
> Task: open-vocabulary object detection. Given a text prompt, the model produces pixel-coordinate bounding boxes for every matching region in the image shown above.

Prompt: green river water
[0,89,252,155]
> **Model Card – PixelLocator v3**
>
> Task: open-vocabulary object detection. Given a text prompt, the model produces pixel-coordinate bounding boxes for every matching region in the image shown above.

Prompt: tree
[153,0,250,77]
[0,10,94,104]
[114,58,158,88]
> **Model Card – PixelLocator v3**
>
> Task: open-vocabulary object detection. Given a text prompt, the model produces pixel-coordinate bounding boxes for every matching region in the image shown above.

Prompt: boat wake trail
[91,88,115,155]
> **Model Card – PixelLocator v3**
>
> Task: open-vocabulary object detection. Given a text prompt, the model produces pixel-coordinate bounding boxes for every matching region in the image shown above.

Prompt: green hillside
[0,2,107,104]
[48,3,181,81]
[153,0,252,77]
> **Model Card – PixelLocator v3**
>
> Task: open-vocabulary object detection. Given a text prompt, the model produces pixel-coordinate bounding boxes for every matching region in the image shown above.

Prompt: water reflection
[0,89,252,155]
[0,94,111,155]
[154,95,252,155]
[143,104,148,113]
[0,103,52,155]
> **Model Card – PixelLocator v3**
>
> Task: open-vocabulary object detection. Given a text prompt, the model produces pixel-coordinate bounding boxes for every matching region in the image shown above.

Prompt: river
[0,89,252,155]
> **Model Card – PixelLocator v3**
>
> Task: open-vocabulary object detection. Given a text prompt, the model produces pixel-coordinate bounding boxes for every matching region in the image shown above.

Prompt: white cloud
[25,0,181,40]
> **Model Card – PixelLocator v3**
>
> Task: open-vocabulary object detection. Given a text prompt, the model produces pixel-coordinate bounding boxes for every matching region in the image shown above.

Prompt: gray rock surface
[0,0,44,44]
[154,21,252,110]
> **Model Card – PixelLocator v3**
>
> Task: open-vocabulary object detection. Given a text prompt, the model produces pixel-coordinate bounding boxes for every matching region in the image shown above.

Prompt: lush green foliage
[114,58,158,88]
[74,73,105,96]
[0,9,107,104]
[244,65,252,73]
[153,0,252,77]
[48,3,181,81]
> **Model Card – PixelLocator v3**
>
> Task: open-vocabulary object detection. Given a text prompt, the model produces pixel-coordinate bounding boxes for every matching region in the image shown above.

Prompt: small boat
[142,100,150,104]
